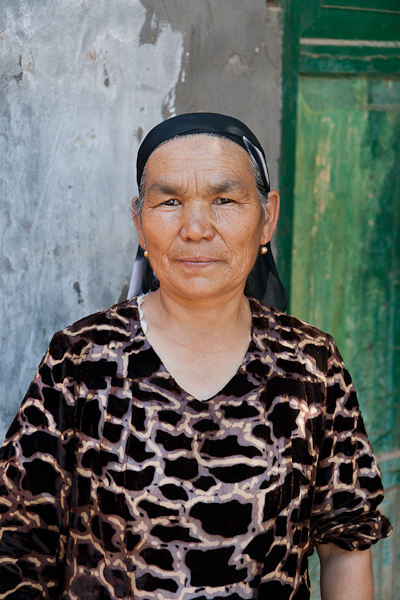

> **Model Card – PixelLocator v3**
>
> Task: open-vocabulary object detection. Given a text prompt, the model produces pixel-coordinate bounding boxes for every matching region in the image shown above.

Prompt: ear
[261,190,280,245]
[131,198,146,249]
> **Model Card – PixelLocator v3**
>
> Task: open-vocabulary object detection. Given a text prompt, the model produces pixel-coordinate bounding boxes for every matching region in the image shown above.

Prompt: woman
[0,113,391,600]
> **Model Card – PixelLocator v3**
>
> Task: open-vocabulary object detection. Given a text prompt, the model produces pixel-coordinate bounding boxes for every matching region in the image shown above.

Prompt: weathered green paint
[279,0,400,312]
[321,0,400,13]
[301,0,400,40]
[300,43,400,75]
[277,0,301,304]
[292,76,400,454]
[279,1,400,596]
[291,75,400,600]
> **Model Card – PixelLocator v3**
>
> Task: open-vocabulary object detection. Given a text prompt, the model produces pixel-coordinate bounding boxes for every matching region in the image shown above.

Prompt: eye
[215,197,234,205]
[162,198,180,206]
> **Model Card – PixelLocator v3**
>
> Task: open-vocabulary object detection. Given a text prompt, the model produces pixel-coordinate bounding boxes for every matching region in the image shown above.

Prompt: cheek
[228,209,264,247]
[141,214,176,250]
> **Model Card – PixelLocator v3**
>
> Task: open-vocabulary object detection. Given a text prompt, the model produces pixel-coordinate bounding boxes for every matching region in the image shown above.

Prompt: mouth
[178,257,218,268]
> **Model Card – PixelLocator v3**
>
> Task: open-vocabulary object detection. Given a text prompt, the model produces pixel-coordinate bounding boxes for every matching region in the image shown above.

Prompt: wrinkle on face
[133,135,276,301]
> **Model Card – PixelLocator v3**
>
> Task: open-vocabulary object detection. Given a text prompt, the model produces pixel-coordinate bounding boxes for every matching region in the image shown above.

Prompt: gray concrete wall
[0,0,282,441]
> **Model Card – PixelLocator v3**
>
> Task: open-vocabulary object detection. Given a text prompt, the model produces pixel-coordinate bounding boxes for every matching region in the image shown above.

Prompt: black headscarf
[129,112,287,312]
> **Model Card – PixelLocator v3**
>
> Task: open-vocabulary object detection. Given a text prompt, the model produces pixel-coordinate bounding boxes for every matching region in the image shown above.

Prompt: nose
[179,201,215,242]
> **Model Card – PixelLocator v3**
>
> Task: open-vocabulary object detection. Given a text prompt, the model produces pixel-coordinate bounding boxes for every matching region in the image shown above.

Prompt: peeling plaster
[223,52,250,75]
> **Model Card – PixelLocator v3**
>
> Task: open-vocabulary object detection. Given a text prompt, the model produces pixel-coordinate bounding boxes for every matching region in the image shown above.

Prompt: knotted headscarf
[128,112,287,311]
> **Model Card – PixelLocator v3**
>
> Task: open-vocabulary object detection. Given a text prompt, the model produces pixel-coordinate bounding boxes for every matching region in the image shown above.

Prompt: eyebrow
[205,180,246,195]
[147,182,183,195]
[147,179,246,196]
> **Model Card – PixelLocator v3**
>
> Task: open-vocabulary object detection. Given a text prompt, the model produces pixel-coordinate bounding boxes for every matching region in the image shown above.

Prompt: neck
[142,286,252,347]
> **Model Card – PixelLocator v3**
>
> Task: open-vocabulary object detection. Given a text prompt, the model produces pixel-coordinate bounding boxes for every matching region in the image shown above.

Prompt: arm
[0,331,77,598]
[310,337,391,557]
[317,542,373,600]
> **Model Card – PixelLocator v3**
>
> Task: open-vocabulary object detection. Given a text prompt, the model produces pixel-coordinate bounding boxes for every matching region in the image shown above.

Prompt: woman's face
[133,135,279,301]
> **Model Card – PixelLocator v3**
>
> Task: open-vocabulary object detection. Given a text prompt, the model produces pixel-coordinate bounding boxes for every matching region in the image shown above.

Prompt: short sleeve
[0,331,77,598]
[310,336,392,551]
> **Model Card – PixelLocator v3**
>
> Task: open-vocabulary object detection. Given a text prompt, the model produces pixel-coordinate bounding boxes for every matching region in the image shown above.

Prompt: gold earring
[144,250,149,258]
[260,245,268,255]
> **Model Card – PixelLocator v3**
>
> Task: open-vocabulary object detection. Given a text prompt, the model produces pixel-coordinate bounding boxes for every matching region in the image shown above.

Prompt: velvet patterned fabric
[0,298,392,599]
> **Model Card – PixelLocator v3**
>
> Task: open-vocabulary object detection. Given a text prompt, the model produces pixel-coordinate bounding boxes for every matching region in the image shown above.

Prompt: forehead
[144,135,253,184]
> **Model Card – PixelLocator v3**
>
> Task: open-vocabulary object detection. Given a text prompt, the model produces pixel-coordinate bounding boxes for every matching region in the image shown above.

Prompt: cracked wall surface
[0,0,282,441]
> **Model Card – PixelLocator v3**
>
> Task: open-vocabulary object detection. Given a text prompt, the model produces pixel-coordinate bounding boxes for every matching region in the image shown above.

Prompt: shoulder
[65,297,140,336]
[48,298,140,361]
[251,297,333,344]
[250,298,337,377]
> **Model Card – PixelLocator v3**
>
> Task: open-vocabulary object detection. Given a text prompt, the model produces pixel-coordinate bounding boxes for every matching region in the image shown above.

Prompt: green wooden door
[292,74,400,600]
[278,1,400,598]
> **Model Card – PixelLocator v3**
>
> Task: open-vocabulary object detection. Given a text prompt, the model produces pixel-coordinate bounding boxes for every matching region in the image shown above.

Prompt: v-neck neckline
[131,295,264,403]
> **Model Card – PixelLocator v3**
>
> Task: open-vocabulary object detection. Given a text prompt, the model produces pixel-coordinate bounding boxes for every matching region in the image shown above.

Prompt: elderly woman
[0,114,391,600]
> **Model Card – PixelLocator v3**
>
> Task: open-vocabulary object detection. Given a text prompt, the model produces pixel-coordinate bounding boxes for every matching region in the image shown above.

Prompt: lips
[179,257,216,262]
[178,257,219,268]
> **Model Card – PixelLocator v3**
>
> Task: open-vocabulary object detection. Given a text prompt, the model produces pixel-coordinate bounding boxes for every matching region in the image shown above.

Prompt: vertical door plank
[292,75,400,598]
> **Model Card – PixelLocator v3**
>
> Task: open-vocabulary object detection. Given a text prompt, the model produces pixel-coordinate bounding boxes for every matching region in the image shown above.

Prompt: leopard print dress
[0,297,391,600]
